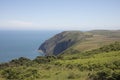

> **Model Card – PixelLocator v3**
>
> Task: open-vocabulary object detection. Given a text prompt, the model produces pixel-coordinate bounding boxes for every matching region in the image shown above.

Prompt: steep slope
[59,30,120,55]
[38,30,120,56]
[38,31,92,55]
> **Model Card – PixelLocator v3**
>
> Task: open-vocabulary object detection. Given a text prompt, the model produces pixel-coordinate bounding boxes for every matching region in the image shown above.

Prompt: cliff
[38,31,91,55]
[38,30,120,56]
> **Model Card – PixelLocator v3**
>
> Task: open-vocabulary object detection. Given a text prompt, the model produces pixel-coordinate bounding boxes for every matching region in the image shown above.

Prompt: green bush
[66,64,74,69]
[89,69,120,80]
[1,67,40,80]
[112,71,120,80]
[34,56,57,64]
[67,72,80,79]
[9,57,32,66]
[54,61,62,66]
[33,56,50,63]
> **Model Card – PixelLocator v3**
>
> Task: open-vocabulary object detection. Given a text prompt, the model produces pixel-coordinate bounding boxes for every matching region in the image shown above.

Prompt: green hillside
[0,42,120,80]
[89,30,120,38]
[38,31,89,55]
[38,30,120,56]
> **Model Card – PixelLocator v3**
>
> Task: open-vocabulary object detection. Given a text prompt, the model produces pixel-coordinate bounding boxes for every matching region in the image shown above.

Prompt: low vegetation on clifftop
[0,30,120,80]
[0,42,120,80]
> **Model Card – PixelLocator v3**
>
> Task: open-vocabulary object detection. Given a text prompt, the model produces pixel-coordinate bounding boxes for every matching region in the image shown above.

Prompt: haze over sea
[0,30,60,62]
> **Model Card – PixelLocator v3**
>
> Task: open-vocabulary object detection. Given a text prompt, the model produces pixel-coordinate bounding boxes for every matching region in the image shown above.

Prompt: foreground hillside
[0,42,120,80]
[39,30,120,56]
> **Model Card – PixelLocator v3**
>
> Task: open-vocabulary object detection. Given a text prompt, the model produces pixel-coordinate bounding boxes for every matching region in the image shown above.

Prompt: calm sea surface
[0,30,60,62]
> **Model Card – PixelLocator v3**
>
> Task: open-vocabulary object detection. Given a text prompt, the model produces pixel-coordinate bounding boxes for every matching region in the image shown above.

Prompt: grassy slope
[0,30,120,80]
[74,35,119,51]
[54,51,120,68]
[39,30,120,56]
[89,30,120,38]
[0,42,120,80]
[62,34,120,55]
[0,51,119,80]
[60,30,120,54]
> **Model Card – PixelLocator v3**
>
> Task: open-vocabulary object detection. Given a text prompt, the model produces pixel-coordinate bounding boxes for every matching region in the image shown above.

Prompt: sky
[0,0,120,30]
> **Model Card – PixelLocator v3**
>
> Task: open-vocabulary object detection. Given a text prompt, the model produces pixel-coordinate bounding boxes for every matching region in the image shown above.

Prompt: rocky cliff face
[38,30,120,56]
[38,31,88,56]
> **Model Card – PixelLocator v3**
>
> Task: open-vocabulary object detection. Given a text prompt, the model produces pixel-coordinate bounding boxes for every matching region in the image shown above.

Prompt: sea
[0,30,61,63]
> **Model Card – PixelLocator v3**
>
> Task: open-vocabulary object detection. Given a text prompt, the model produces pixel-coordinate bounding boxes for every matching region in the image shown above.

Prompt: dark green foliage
[66,64,74,69]
[99,42,120,52]
[33,56,57,64]
[1,67,40,80]
[0,42,120,80]
[54,61,62,66]
[84,42,120,56]
[112,71,120,80]
[9,57,32,66]
[67,72,80,79]
[89,70,120,80]
[0,57,34,69]
[33,56,50,63]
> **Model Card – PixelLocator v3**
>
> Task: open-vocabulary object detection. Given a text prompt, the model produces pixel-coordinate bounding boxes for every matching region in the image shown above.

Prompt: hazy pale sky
[0,0,120,30]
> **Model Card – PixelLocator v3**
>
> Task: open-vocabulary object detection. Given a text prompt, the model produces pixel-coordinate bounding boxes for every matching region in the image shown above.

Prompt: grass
[72,35,120,51]
[0,50,119,80]
[0,42,120,80]
[60,34,120,57]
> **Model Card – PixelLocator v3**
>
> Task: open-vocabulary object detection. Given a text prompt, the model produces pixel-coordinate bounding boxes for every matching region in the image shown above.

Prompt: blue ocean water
[0,30,60,63]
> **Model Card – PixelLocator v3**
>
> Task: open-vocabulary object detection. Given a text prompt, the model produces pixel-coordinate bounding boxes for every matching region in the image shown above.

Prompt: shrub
[33,56,50,63]
[9,57,33,67]
[112,71,120,80]
[88,69,120,80]
[34,56,57,64]
[67,72,80,79]
[66,64,74,69]
[54,61,62,66]
[1,67,40,80]
[88,69,110,80]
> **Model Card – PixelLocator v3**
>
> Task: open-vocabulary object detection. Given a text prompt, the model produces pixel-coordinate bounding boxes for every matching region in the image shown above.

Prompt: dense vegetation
[0,42,120,80]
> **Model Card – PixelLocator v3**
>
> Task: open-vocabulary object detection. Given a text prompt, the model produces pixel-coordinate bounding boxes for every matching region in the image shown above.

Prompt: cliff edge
[38,31,89,55]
